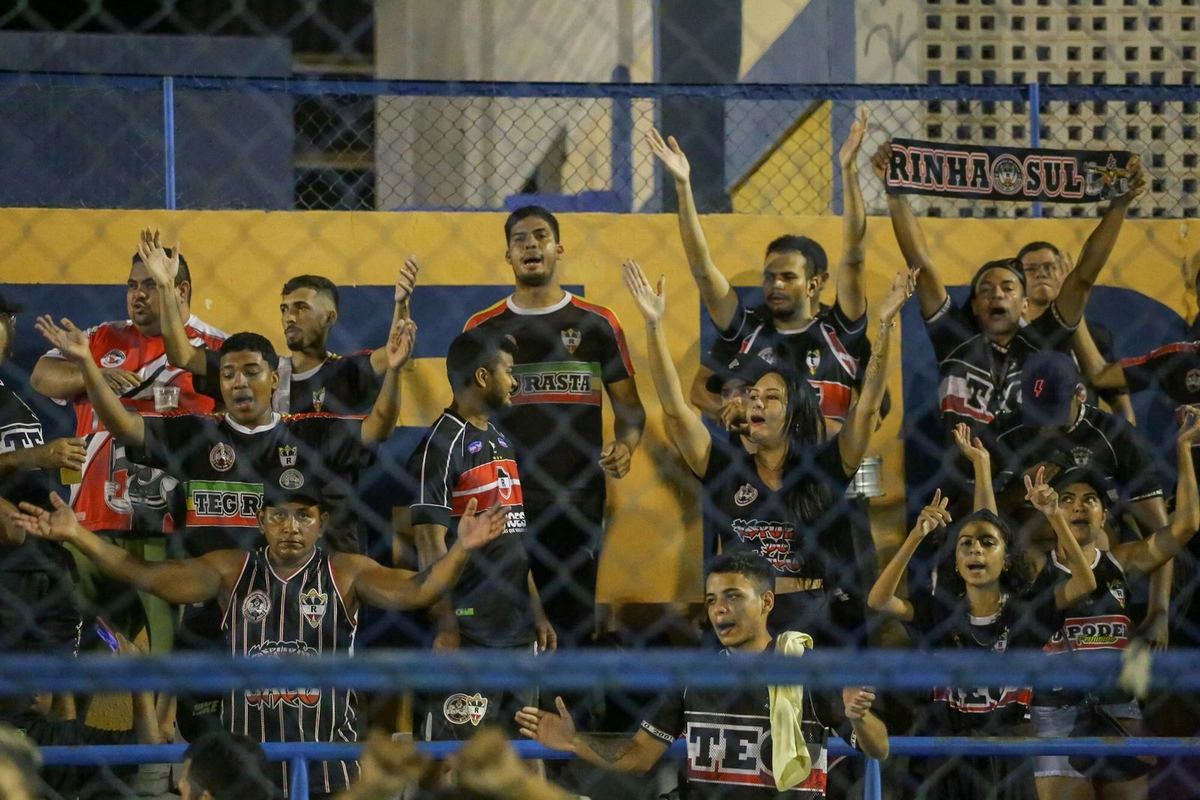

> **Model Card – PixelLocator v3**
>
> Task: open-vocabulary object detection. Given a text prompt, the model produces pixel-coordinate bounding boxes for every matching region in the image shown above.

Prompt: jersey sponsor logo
[1071,446,1093,467]
[299,588,328,628]
[933,685,1032,714]
[560,327,581,355]
[209,442,236,472]
[806,349,821,375]
[279,469,305,490]
[1044,614,1131,654]
[731,519,800,574]
[468,440,483,454]
[243,590,271,622]
[99,349,127,368]
[733,483,758,507]
[684,715,829,791]
[497,434,509,448]
[443,692,488,726]
[187,480,263,527]
[1108,580,1126,608]
[279,445,298,467]
[509,362,602,405]
[244,640,321,709]
[312,387,326,413]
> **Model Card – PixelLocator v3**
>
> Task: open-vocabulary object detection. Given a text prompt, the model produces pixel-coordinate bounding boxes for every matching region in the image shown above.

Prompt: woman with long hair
[622,258,914,640]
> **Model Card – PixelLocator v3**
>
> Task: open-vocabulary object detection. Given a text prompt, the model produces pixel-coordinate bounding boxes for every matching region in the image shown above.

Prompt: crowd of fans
[0,114,1197,800]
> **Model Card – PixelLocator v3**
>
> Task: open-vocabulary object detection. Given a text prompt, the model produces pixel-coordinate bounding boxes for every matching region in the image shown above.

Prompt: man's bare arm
[370,256,419,374]
[836,109,870,321]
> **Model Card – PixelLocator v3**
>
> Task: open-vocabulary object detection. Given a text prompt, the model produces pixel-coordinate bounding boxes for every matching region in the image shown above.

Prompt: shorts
[1032,701,1147,780]
[420,642,537,741]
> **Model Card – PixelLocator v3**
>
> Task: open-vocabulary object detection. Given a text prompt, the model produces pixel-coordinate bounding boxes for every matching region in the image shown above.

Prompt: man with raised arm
[28,235,228,647]
[871,144,1144,442]
[648,111,873,433]
[34,316,415,738]
[517,551,889,798]
[11,473,507,798]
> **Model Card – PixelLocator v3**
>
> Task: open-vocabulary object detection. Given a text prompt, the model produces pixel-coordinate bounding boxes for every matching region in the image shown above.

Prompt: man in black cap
[10,475,510,799]
[0,290,86,656]
[992,350,1171,643]
[871,144,1145,444]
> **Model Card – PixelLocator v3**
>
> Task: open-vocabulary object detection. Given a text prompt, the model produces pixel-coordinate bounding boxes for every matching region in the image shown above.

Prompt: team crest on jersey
[805,349,821,375]
[279,469,305,490]
[560,327,581,354]
[242,590,271,622]
[469,440,483,454]
[734,483,758,507]
[312,387,326,413]
[1108,580,1126,608]
[279,445,298,467]
[756,348,776,365]
[443,692,488,726]
[99,349,127,368]
[497,466,514,500]
[299,588,328,629]
[1071,447,1092,467]
[1188,369,1200,393]
[209,442,236,472]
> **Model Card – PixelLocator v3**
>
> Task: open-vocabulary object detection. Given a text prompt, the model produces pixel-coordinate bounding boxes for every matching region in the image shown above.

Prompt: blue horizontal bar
[38,737,1200,767]
[2,649,1199,693]
[0,70,1194,102]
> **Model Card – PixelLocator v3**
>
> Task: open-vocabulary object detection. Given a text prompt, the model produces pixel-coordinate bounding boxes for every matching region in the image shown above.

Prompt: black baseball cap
[1021,350,1082,428]
[0,289,24,314]
[1051,466,1113,507]
[263,469,324,510]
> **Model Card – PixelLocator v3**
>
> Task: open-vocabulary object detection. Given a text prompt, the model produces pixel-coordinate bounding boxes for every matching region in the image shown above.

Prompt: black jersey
[1120,340,1200,409]
[700,437,854,584]
[462,293,635,500]
[908,592,1031,734]
[201,350,383,416]
[407,409,534,647]
[224,546,360,796]
[992,404,1163,507]
[0,376,55,509]
[707,301,867,421]
[639,650,858,798]
[925,297,1076,439]
[138,412,367,556]
[1029,549,1133,706]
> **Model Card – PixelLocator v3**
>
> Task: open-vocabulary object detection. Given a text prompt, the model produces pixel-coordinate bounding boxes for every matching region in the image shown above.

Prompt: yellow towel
[769,630,814,790]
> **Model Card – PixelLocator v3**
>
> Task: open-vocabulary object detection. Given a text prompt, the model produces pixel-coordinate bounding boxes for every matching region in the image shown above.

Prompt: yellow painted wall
[731,102,834,215]
[2,209,1193,607]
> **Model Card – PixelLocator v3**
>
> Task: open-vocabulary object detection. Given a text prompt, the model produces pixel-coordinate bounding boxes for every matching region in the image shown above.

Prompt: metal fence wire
[4,72,1200,800]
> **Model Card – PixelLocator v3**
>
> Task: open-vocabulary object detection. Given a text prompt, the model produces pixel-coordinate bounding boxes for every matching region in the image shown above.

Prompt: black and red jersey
[225,546,360,796]
[707,300,868,421]
[462,293,634,500]
[200,349,383,416]
[1119,340,1200,410]
[406,408,533,648]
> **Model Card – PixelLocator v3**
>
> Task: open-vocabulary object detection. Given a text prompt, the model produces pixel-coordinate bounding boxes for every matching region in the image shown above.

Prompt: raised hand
[911,489,951,539]
[396,256,419,305]
[10,493,83,543]
[838,108,870,170]
[870,142,892,182]
[35,315,91,363]
[385,319,418,370]
[952,423,990,466]
[1117,155,1146,205]
[32,438,87,471]
[878,266,919,326]
[646,128,691,184]
[842,686,877,720]
[456,497,509,552]
[1178,405,1200,446]
[1024,465,1059,517]
[515,696,577,752]
[622,259,665,323]
[136,228,180,287]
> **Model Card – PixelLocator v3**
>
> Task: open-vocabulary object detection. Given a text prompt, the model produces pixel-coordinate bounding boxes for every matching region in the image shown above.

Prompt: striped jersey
[224,545,360,796]
[43,315,227,533]
[463,292,634,499]
[407,408,534,647]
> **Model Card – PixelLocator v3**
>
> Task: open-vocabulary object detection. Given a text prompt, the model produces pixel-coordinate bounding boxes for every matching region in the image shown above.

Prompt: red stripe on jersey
[688,766,828,790]
[933,686,1033,713]
[281,411,367,421]
[463,300,508,332]
[942,395,995,423]
[510,390,602,406]
[569,296,636,377]
[1120,341,1200,368]
[187,512,261,527]
[822,323,859,380]
[811,381,853,420]
[450,459,523,515]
